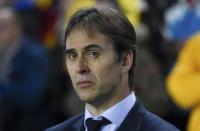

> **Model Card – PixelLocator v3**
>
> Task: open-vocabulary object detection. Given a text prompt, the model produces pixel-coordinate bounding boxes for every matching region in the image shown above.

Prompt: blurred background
[0,0,200,131]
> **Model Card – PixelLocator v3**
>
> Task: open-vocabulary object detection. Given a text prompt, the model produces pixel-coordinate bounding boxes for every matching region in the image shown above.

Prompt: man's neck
[86,87,131,116]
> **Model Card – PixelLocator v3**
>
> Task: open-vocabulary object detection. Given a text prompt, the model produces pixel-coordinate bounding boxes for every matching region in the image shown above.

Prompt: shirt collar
[84,91,136,128]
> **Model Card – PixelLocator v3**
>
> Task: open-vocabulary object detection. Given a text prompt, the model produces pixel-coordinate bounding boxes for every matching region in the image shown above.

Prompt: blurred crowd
[0,0,199,131]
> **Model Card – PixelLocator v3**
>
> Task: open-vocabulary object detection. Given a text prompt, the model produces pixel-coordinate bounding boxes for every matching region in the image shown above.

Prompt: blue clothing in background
[0,88,2,131]
[1,37,49,108]
[164,1,200,41]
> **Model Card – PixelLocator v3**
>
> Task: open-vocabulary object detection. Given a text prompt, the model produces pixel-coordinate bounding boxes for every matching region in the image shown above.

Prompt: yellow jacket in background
[166,32,200,131]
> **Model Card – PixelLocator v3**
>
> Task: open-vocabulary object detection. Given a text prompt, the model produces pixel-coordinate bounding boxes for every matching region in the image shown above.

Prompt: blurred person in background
[12,0,77,130]
[0,7,52,131]
[166,32,200,131]
[163,0,200,130]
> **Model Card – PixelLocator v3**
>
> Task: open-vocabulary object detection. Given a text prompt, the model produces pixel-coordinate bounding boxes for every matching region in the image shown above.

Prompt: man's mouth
[77,80,93,88]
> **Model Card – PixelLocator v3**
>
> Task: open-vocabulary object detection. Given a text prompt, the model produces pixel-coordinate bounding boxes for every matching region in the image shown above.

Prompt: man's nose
[76,57,90,74]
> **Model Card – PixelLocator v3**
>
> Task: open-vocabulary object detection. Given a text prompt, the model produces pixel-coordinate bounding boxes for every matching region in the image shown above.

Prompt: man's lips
[77,81,93,88]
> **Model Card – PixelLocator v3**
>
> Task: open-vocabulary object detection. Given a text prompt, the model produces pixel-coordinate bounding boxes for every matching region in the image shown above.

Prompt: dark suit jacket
[45,100,180,131]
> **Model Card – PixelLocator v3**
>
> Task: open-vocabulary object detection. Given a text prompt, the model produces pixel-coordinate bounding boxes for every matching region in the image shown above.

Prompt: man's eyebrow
[65,44,103,55]
[83,44,102,50]
[65,49,75,55]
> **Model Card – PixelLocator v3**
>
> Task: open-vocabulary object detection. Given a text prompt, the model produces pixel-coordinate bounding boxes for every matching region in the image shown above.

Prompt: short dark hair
[65,7,136,89]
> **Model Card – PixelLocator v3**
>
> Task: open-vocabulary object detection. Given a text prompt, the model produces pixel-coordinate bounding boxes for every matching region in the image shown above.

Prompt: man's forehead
[68,27,99,38]
[65,29,110,50]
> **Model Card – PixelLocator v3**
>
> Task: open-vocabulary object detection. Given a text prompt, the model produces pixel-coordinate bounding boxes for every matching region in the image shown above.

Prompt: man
[0,7,50,131]
[167,32,200,131]
[46,8,179,131]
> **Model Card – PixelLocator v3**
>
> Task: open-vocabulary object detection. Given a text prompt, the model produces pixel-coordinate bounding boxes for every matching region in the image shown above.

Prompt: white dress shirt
[84,92,136,131]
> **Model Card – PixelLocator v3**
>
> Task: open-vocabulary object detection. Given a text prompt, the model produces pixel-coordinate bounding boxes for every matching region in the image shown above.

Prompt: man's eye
[67,52,78,60]
[87,51,99,58]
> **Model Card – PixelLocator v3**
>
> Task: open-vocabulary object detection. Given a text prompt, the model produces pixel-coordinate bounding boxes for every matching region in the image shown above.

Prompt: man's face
[66,29,124,105]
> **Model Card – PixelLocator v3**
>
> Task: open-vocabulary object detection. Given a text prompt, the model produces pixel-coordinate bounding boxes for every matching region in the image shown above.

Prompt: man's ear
[122,50,133,73]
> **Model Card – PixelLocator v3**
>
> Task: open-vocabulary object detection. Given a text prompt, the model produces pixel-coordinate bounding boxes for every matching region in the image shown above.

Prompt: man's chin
[79,94,96,103]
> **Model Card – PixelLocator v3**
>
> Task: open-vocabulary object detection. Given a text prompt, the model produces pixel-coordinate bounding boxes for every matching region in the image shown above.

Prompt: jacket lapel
[117,100,145,131]
[70,114,85,131]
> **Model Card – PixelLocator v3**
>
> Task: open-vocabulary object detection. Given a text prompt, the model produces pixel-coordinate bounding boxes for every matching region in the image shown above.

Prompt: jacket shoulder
[116,100,180,131]
[142,110,180,131]
[45,113,84,131]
